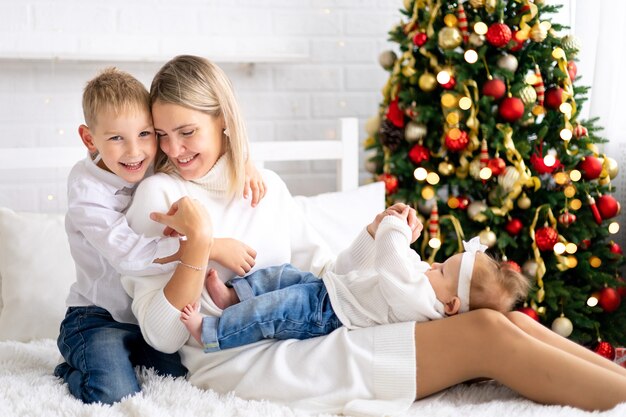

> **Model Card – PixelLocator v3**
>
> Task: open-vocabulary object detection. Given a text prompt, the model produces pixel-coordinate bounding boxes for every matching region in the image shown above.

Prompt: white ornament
[365,115,381,136]
[498,166,520,192]
[551,315,573,338]
[522,259,538,278]
[405,121,427,143]
[469,157,482,179]
[469,33,484,47]
[467,201,488,221]
[497,54,518,73]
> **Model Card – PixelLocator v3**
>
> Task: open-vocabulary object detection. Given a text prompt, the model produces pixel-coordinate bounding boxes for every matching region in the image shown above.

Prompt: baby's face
[425,253,464,303]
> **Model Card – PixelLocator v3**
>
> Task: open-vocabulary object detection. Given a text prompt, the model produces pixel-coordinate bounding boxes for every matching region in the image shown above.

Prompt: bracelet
[178,260,204,271]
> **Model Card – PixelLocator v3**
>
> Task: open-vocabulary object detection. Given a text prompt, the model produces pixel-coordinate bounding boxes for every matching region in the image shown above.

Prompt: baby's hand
[244,159,267,207]
[367,203,417,238]
[211,238,257,276]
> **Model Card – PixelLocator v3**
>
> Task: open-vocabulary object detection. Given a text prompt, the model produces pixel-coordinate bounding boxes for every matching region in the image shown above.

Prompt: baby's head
[79,67,156,184]
[426,237,530,316]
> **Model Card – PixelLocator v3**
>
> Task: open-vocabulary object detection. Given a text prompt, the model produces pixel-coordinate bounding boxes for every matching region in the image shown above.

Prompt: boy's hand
[244,159,267,207]
[211,238,257,276]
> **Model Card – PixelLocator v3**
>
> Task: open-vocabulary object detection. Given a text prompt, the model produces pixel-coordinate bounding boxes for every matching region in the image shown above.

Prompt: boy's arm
[243,159,266,207]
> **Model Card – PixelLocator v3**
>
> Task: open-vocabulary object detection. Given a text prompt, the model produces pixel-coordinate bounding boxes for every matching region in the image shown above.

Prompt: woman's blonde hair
[150,55,248,197]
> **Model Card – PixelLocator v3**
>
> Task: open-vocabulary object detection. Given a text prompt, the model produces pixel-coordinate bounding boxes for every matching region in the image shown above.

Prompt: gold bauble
[438,160,455,176]
[378,50,397,70]
[405,121,427,143]
[364,155,378,174]
[418,72,437,92]
[438,27,463,50]
[469,157,482,180]
[517,193,532,209]
[469,0,485,8]
[467,201,488,222]
[479,227,497,248]
[519,85,538,105]
[606,156,619,179]
[498,166,520,192]
[485,0,497,13]
[598,176,611,186]
[561,34,581,55]
[530,22,547,42]
[403,0,413,10]
[365,115,381,136]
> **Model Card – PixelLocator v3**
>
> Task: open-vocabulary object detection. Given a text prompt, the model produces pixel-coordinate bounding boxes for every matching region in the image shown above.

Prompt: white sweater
[121,157,416,416]
[325,215,444,329]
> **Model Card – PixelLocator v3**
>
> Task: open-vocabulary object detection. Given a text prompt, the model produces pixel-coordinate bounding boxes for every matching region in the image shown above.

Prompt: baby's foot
[205,269,239,309]
[180,302,203,345]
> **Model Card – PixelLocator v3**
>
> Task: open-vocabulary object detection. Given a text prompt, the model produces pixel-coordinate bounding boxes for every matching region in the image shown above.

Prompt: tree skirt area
[2,339,625,417]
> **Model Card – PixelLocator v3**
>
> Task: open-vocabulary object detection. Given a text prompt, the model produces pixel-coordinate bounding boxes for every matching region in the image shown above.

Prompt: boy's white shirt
[323,215,444,328]
[64,156,179,324]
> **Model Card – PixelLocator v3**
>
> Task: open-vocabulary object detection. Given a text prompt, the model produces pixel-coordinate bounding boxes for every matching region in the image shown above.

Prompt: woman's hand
[210,238,257,276]
[150,197,213,245]
[244,159,267,207]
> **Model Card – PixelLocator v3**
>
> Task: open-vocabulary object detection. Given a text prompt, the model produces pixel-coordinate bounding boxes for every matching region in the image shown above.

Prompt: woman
[121,55,626,416]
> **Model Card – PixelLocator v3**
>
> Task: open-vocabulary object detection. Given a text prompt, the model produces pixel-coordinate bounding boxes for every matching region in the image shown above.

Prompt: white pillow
[0,182,384,341]
[0,208,75,341]
[294,181,385,254]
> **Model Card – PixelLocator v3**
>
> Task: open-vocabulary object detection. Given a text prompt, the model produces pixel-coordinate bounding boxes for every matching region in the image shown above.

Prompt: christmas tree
[365,0,626,352]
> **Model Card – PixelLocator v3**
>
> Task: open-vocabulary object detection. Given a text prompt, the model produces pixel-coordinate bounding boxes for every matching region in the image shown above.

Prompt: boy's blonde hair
[149,55,248,198]
[470,254,531,313]
[82,67,150,128]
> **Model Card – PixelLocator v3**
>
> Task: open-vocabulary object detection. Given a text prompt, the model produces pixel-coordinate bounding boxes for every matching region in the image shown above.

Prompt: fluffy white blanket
[2,339,625,417]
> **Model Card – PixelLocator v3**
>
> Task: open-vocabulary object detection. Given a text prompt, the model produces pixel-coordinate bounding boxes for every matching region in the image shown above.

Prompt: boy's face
[80,108,157,184]
[425,253,463,305]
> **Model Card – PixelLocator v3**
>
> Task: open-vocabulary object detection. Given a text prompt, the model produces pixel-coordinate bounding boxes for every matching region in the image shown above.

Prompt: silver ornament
[519,85,537,105]
[522,259,538,278]
[378,50,397,70]
[479,228,497,248]
[551,315,573,338]
[498,166,520,192]
[497,54,518,73]
[561,34,582,55]
[405,121,427,143]
[467,201,488,221]
[469,33,484,47]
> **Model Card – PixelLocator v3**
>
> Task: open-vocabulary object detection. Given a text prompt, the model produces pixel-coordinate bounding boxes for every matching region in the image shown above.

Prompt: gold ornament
[469,33,484,47]
[403,0,413,10]
[405,121,428,142]
[485,0,497,13]
[551,315,573,338]
[469,0,485,8]
[561,34,581,55]
[517,193,532,209]
[364,155,378,174]
[438,27,463,50]
[606,156,619,179]
[438,160,455,176]
[519,85,538,105]
[498,166,521,192]
[418,72,437,92]
[522,259,539,278]
[479,227,497,248]
[378,50,397,70]
[469,157,482,180]
[530,22,548,42]
[467,201,488,221]
[443,14,458,27]
[365,115,380,136]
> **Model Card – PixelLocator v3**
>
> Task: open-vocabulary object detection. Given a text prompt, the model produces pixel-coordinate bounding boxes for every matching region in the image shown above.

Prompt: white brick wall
[0,0,403,212]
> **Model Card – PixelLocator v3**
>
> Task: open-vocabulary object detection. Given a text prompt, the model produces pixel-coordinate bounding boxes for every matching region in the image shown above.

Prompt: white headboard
[0,118,359,212]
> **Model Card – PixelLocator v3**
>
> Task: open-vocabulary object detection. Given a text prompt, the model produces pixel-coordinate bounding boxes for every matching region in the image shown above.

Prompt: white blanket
[2,339,625,417]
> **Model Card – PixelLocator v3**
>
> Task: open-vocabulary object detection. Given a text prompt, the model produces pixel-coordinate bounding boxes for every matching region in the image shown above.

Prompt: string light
[479,167,492,180]
[570,170,582,181]
[553,242,566,255]
[560,128,573,140]
[474,22,488,35]
[429,237,441,249]
[436,69,451,85]
[426,172,440,185]
[464,49,478,63]
[570,198,582,210]
[543,154,556,167]
[458,97,472,110]
[414,167,428,181]
[565,243,577,254]
[587,294,599,307]
[609,222,620,234]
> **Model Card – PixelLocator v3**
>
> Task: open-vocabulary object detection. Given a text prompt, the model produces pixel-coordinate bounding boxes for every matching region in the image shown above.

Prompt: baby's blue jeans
[54,306,187,404]
[200,263,342,352]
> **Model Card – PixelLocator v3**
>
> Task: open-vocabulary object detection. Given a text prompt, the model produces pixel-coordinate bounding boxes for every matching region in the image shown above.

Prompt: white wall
[0,0,402,212]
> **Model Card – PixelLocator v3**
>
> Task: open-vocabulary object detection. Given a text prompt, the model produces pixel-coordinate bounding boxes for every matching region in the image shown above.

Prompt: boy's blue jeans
[200,263,342,352]
[54,306,187,404]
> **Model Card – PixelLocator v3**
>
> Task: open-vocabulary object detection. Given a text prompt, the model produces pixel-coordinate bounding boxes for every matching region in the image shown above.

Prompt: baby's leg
[180,302,203,345]
[205,269,239,309]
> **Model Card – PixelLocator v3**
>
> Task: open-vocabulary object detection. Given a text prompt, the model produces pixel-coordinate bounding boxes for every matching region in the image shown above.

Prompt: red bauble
[594,341,616,360]
[408,144,430,165]
[486,22,512,48]
[413,32,428,47]
[597,194,621,219]
[573,124,588,138]
[578,156,603,180]
[535,226,558,251]
[558,211,577,227]
[386,98,404,128]
[378,173,398,195]
[567,60,577,80]
[509,30,526,52]
[545,87,564,109]
[504,260,522,273]
[580,239,591,250]
[617,277,626,298]
[445,130,469,152]
[457,196,470,210]
[609,241,623,255]
[482,78,506,100]
[529,152,559,174]
[505,218,523,236]
[499,97,525,122]
[442,76,456,90]
[487,157,506,176]
[598,287,621,312]
[518,306,539,321]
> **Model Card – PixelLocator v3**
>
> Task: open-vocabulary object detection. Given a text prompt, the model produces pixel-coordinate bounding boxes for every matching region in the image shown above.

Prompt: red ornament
[609,241,623,255]
[587,194,603,225]
[573,124,588,138]
[580,239,591,250]
[530,152,560,174]
[545,87,565,109]
[504,260,522,273]
[505,218,523,236]
[486,22,512,48]
[442,76,456,90]
[535,226,558,251]
[386,98,405,128]
[617,277,626,298]
[457,196,470,210]
[597,194,621,219]
[598,287,621,312]
[413,32,428,47]
[509,30,527,51]
[378,173,399,195]
[499,97,525,122]
[567,60,577,81]
[578,156,603,180]
[594,341,616,360]
[558,210,577,227]
[518,306,539,321]
[408,144,430,165]
[487,157,506,176]
[482,78,506,100]
[444,129,469,152]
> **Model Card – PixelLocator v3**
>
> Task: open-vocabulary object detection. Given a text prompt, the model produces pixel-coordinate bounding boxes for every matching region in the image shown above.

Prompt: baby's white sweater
[121,158,417,416]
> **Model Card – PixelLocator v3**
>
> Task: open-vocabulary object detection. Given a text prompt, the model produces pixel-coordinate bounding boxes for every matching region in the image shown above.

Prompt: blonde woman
[122,55,626,416]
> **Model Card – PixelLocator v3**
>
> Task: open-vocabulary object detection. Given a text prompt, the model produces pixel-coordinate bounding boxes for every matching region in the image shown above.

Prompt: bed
[0,117,624,417]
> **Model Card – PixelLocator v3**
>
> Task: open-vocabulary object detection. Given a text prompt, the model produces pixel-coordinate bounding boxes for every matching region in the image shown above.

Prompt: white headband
[457,236,488,313]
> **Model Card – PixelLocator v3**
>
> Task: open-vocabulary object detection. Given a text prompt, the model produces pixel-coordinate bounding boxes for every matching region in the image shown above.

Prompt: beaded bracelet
[178,260,203,271]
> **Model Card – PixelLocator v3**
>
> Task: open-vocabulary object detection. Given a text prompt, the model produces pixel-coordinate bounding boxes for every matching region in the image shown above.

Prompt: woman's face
[152,100,225,180]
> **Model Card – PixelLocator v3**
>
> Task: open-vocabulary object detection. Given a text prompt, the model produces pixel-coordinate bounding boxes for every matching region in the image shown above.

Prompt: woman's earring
[223,128,230,137]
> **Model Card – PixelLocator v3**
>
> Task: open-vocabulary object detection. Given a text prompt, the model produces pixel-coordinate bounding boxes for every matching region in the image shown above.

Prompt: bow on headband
[457,236,488,313]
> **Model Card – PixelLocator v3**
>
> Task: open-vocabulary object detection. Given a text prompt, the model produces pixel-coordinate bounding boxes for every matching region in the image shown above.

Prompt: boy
[55,68,263,404]
[180,206,530,352]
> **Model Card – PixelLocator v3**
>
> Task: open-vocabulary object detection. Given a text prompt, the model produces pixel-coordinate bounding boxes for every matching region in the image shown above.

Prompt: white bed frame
[0,118,359,192]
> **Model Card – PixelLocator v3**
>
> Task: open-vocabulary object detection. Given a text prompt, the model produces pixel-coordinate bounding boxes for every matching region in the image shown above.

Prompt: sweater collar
[187,154,230,196]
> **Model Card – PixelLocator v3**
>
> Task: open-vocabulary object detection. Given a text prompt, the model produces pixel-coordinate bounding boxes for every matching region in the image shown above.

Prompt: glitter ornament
[404,121,427,143]
[488,156,506,176]
[486,23,512,48]
[444,129,469,152]
[408,143,430,164]
[378,173,399,194]
[418,72,437,92]
[518,306,539,321]
[561,34,581,55]
[438,26,463,50]
[535,226,558,251]
[594,341,616,360]
[413,32,428,47]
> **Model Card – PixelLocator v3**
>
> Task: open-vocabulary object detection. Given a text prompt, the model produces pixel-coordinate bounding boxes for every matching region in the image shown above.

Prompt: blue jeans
[54,306,187,404]
[200,264,342,352]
